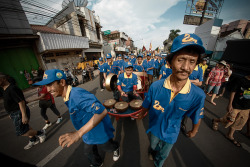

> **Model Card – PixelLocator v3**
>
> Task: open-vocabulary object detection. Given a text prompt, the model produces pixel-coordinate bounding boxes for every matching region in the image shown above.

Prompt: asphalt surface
[0,75,250,167]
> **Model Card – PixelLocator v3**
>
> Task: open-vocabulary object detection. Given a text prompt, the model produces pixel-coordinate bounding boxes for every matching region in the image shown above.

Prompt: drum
[133,72,148,91]
[103,99,116,109]
[129,99,143,110]
[114,102,129,113]
[105,73,118,91]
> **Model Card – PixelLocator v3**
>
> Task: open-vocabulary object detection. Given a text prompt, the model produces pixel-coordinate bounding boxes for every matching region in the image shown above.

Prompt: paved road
[0,76,250,167]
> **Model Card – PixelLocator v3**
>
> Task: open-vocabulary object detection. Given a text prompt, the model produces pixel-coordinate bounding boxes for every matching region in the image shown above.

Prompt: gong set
[103,99,143,113]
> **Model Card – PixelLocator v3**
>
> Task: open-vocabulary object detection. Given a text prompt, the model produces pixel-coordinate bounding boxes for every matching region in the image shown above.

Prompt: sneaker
[56,117,63,124]
[113,148,120,161]
[43,122,52,130]
[24,140,39,150]
[38,129,46,143]
[100,89,104,91]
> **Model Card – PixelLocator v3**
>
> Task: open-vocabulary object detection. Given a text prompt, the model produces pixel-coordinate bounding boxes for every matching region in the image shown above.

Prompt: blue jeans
[207,85,221,94]
[150,134,174,167]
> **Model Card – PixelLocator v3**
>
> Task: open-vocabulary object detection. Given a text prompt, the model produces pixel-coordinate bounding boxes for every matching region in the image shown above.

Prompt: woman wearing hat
[205,60,226,105]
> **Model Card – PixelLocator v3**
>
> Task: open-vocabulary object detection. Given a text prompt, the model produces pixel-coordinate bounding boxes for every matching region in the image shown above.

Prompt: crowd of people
[0,33,249,167]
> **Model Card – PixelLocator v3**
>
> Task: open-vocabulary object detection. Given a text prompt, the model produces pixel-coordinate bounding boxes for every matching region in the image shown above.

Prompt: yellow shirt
[199,63,208,76]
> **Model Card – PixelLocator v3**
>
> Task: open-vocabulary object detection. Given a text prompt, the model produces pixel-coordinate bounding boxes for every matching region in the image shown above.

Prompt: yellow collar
[63,85,72,102]
[165,64,170,69]
[193,65,198,71]
[163,75,191,94]
[124,73,133,78]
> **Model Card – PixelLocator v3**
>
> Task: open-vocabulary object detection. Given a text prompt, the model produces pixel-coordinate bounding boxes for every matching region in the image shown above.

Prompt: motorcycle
[82,69,94,84]
[66,75,79,87]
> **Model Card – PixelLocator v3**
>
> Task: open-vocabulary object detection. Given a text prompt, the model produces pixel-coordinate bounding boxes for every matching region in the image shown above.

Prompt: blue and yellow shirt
[64,86,115,145]
[159,64,172,80]
[103,61,119,75]
[189,65,203,82]
[115,59,124,72]
[117,73,138,92]
[98,63,105,72]
[142,75,205,144]
[143,59,155,75]
[133,62,144,72]
[129,58,136,66]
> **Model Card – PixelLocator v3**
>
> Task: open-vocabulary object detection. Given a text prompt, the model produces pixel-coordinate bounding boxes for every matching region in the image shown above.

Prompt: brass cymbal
[115,102,128,113]
[129,100,143,110]
[103,99,116,109]
[105,73,117,91]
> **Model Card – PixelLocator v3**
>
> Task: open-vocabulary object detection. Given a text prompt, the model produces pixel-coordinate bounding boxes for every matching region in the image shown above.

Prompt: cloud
[92,0,184,49]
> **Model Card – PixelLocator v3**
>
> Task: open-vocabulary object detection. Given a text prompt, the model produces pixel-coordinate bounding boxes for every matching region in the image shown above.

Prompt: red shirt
[208,67,224,86]
[38,86,55,104]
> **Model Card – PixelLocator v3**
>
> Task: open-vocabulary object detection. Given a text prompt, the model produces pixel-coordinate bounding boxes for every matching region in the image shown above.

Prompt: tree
[168,29,181,41]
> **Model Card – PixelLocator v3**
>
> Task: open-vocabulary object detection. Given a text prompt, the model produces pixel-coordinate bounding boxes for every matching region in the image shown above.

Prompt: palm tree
[168,29,181,41]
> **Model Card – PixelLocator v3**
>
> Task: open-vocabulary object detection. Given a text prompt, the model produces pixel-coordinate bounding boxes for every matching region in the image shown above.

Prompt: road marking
[241,143,250,153]
[36,146,63,167]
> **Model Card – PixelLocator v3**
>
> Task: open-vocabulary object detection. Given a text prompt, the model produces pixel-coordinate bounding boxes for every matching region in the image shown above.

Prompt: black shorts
[10,107,30,136]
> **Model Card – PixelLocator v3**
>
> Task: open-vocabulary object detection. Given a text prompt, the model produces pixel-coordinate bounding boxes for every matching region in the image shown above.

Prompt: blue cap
[99,57,103,61]
[171,33,205,54]
[131,53,134,56]
[118,54,122,57]
[137,54,143,58]
[124,62,133,69]
[33,69,66,86]
[106,53,112,59]
[147,53,151,56]
[124,55,129,59]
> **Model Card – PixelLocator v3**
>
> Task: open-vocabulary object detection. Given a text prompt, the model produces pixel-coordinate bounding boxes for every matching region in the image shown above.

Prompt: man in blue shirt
[143,53,155,87]
[34,69,120,167]
[117,63,142,102]
[154,54,161,78]
[159,62,172,80]
[189,65,203,86]
[98,57,105,91]
[129,53,136,66]
[133,54,144,72]
[138,33,206,167]
[115,54,124,75]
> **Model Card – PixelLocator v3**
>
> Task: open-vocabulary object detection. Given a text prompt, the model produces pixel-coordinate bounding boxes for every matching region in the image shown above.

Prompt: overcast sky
[39,0,250,50]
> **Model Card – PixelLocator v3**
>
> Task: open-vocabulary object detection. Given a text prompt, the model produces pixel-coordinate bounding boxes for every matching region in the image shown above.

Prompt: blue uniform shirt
[64,86,115,145]
[103,61,119,75]
[143,59,155,75]
[142,76,205,144]
[129,58,136,66]
[159,64,172,80]
[133,62,144,72]
[154,59,160,69]
[117,73,138,92]
[115,59,124,72]
[122,61,130,71]
[189,65,203,82]
[98,63,105,72]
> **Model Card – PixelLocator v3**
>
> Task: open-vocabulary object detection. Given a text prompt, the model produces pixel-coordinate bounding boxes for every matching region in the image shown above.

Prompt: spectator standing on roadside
[212,75,250,147]
[0,72,46,150]
[205,60,226,105]
[218,63,232,97]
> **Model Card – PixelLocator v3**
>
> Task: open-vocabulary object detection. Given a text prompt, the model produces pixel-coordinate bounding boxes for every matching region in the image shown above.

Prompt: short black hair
[166,46,201,65]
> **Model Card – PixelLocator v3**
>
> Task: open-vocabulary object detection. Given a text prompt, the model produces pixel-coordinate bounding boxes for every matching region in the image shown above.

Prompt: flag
[142,45,146,52]
[149,42,152,51]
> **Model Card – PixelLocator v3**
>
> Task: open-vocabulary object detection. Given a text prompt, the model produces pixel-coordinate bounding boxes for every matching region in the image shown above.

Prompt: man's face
[218,64,224,69]
[170,50,199,81]
[107,58,111,63]
[118,57,122,60]
[147,56,151,60]
[138,57,142,64]
[125,58,129,62]
[125,67,133,75]
[202,60,207,65]
[46,80,64,97]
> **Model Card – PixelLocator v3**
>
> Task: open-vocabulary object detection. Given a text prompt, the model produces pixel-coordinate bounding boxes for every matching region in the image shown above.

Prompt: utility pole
[199,0,208,26]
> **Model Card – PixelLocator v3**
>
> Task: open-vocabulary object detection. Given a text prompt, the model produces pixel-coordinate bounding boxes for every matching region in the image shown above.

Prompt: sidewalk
[0,70,100,118]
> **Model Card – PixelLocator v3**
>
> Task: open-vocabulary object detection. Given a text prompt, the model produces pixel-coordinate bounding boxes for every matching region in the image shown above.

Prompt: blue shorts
[10,107,30,136]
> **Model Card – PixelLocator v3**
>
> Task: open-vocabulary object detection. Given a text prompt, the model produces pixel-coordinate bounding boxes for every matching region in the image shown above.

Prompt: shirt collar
[124,73,133,78]
[165,64,170,68]
[63,85,72,102]
[163,75,191,94]
[193,65,198,71]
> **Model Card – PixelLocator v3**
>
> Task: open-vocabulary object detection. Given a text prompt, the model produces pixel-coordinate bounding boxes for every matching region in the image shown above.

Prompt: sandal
[212,119,219,131]
[226,136,241,147]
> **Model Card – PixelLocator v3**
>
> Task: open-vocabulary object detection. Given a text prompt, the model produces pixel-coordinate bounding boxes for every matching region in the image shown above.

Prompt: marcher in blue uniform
[103,54,120,101]
[34,69,120,166]
[129,53,136,66]
[122,55,130,72]
[154,54,161,78]
[117,63,142,102]
[189,65,203,86]
[133,54,144,72]
[138,33,206,167]
[115,54,124,75]
[98,57,105,91]
[143,53,155,87]
[159,63,172,80]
